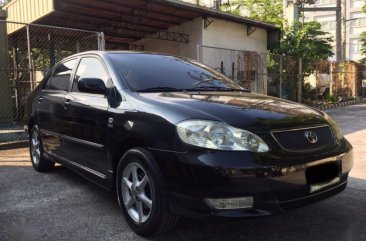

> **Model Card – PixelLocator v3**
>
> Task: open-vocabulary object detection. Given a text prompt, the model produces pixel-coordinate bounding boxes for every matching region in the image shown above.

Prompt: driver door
[59,56,110,176]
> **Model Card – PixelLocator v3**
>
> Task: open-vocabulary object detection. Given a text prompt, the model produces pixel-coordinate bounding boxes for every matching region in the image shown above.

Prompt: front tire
[29,125,55,172]
[116,147,178,237]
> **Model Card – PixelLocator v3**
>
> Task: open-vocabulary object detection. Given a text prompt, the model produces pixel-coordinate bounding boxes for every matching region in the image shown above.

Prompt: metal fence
[304,61,366,105]
[197,45,366,105]
[1,20,365,144]
[0,20,104,144]
[197,45,302,100]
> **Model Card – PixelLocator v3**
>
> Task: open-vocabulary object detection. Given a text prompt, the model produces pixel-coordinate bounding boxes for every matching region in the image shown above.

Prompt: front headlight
[176,120,269,152]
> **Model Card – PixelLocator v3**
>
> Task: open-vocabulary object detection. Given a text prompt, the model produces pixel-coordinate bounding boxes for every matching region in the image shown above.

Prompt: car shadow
[51,166,366,241]
[1,164,366,241]
[155,176,366,241]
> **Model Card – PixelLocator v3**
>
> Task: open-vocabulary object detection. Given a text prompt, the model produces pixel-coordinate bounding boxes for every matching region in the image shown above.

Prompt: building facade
[184,0,366,62]
[303,0,366,61]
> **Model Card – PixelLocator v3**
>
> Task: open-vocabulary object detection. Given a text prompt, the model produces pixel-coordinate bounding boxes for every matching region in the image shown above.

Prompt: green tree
[274,21,333,76]
[265,21,333,100]
[222,0,283,27]
[0,0,12,9]
[224,0,333,101]
[359,1,366,63]
[361,33,366,63]
[223,0,333,71]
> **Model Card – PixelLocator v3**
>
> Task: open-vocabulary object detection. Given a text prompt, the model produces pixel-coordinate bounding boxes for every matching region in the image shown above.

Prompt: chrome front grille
[271,125,334,152]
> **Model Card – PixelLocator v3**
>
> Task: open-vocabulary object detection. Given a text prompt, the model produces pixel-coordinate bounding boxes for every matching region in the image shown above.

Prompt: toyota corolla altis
[24,51,353,237]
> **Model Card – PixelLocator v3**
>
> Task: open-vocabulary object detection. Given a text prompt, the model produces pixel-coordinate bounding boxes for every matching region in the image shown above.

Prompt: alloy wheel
[121,162,153,224]
[31,131,41,165]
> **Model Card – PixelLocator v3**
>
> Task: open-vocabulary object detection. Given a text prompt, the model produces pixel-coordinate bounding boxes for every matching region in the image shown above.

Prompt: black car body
[24,51,353,236]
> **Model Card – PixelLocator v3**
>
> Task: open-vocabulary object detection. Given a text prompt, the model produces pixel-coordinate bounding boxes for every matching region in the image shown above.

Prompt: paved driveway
[1,104,366,241]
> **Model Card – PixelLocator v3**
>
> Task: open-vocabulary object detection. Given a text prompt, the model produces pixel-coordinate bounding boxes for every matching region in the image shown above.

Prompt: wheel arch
[27,118,37,135]
[111,137,146,192]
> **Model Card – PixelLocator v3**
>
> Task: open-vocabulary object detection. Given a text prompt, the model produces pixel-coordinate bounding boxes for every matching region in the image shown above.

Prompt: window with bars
[349,38,361,54]
[321,20,337,31]
[315,16,337,31]
[315,0,336,5]
[351,12,366,27]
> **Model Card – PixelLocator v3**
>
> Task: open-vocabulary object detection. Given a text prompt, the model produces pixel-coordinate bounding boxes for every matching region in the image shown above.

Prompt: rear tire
[29,125,55,172]
[116,147,179,237]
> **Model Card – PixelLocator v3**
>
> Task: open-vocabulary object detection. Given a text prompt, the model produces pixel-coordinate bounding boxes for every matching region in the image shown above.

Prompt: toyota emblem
[304,131,318,144]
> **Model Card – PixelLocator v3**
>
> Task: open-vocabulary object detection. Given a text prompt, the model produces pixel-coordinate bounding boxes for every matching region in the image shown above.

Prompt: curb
[316,98,366,110]
[0,140,28,150]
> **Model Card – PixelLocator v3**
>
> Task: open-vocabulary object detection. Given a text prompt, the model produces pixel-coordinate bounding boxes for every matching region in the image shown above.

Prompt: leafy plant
[360,32,366,63]
[325,95,336,104]
[221,0,283,27]
[223,1,334,101]
[0,0,12,9]
[273,21,334,77]
[302,82,314,100]
[360,1,366,63]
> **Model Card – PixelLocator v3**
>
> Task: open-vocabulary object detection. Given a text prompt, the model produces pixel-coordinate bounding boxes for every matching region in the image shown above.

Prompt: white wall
[134,17,268,60]
[133,17,203,59]
[201,18,268,93]
[202,18,267,52]
[133,17,268,94]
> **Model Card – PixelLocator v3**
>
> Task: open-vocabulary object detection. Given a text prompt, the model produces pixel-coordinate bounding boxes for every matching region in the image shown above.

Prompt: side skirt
[49,151,113,192]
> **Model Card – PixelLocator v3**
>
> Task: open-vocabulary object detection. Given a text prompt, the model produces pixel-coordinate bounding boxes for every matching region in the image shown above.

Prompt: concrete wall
[134,17,268,59]
[133,17,203,59]
[201,18,268,93]
[134,17,268,94]
[202,18,267,51]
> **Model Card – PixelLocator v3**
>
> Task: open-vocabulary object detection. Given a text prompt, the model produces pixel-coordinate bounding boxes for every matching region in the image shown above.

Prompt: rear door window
[46,59,77,91]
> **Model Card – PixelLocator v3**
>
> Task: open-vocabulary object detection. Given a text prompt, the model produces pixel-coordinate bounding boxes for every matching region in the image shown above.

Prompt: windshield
[109,53,246,92]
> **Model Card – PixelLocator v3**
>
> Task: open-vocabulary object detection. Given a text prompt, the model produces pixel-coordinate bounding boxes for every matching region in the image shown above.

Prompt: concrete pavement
[1,104,366,241]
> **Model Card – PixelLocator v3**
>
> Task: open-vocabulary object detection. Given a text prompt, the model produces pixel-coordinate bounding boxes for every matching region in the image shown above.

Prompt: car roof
[64,50,176,59]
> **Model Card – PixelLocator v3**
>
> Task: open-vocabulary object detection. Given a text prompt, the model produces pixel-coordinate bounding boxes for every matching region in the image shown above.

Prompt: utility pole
[336,0,342,61]
[342,0,347,61]
[298,1,342,61]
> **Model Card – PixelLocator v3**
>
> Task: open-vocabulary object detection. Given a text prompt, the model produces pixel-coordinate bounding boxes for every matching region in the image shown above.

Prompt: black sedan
[24,51,353,237]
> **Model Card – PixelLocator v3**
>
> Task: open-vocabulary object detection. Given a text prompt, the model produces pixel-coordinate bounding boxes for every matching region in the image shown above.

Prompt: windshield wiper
[137,86,182,92]
[188,86,250,92]
[191,78,222,87]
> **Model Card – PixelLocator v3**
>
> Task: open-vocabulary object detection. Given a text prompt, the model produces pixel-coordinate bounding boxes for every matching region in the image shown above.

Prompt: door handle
[63,99,71,109]
[38,96,43,103]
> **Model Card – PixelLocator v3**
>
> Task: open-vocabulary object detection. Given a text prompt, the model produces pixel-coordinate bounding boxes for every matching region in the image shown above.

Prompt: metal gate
[197,45,302,100]
[0,20,104,144]
[197,45,268,94]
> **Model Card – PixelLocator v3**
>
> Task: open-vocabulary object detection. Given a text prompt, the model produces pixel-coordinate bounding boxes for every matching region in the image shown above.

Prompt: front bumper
[150,138,353,218]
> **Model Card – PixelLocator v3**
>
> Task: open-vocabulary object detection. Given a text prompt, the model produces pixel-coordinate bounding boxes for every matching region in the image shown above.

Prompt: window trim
[316,0,336,6]
[349,38,361,54]
[44,57,79,92]
[71,55,112,95]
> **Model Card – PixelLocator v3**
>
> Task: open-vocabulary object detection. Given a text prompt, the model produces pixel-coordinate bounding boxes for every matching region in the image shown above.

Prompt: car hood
[137,91,328,133]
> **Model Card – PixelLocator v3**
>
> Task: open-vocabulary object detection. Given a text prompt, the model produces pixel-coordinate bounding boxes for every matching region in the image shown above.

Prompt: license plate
[310,177,340,193]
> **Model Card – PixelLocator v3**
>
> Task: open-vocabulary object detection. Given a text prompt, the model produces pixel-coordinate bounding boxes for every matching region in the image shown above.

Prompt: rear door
[59,56,110,176]
[36,59,77,155]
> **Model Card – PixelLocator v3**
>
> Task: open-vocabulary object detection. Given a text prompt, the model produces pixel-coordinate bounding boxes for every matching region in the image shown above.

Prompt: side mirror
[78,78,106,94]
